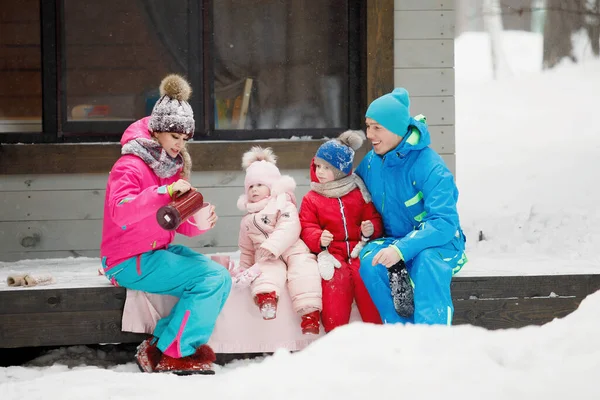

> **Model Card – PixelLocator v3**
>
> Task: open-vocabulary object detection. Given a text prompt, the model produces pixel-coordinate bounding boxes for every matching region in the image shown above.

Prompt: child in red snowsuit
[299,130,383,332]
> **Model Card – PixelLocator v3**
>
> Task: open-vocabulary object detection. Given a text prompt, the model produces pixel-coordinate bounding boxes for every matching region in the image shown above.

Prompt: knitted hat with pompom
[241,146,282,196]
[149,74,195,138]
[315,130,366,179]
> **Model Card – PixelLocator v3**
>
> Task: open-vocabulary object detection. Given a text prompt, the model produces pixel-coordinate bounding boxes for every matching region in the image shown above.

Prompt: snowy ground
[1,30,600,398]
[455,30,600,276]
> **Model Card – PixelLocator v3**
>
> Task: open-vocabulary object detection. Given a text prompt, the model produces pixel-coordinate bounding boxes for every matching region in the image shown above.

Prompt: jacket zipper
[253,214,285,262]
[253,215,269,238]
[337,198,351,261]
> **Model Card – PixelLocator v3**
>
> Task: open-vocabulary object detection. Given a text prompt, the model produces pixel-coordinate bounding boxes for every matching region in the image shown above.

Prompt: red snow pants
[321,256,382,332]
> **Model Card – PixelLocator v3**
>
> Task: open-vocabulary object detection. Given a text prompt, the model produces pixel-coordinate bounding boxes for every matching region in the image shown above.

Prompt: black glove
[387,261,414,318]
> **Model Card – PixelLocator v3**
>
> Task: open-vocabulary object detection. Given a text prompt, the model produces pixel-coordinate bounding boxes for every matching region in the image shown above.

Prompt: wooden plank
[0,287,127,315]
[395,39,454,68]
[0,140,330,175]
[4,276,592,316]
[429,125,455,154]
[394,0,454,10]
[0,247,239,262]
[0,189,105,221]
[452,275,600,300]
[453,297,583,329]
[394,11,454,39]
[410,96,454,125]
[394,68,454,96]
[0,217,243,252]
[0,310,147,348]
[0,279,590,348]
[0,170,313,191]
[0,185,311,221]
[366,0,394,104]
[0,296,581,348]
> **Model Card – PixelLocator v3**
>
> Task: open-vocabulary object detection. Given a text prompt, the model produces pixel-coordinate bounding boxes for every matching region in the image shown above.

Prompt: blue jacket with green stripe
[355,116,466,262]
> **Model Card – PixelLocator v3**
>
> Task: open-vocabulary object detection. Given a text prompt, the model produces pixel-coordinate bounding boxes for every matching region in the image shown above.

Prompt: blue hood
[373,115,430,163]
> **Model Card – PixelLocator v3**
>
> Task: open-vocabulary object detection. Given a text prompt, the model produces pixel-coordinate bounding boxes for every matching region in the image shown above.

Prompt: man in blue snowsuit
[356,88,467,325]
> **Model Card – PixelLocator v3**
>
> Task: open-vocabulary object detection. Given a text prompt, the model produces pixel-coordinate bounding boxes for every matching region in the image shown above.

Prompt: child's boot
[300,310,321,335]
[254,291,278,320]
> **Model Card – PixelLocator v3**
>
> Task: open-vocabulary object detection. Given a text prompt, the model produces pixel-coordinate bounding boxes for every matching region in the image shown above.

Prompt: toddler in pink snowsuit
[235,146,323,335]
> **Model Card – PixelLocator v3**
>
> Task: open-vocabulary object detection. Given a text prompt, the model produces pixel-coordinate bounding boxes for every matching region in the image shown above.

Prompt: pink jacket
[100,117,205,269]
[237,176,308,268]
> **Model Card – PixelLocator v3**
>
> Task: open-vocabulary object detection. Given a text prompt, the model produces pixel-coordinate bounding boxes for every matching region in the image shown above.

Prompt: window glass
[212,0,349,130]
[62,0,190,126]
[0,0,42,133]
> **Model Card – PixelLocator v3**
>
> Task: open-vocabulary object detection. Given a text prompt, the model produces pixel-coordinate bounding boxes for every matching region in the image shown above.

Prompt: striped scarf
[121,138,183,178]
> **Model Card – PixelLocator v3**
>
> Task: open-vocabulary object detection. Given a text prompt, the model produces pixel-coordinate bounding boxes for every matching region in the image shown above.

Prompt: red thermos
[156,189,205,230]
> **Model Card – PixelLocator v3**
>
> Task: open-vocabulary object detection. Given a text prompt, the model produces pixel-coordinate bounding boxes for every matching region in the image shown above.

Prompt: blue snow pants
[359,238,465,325]
[103,244,232,357]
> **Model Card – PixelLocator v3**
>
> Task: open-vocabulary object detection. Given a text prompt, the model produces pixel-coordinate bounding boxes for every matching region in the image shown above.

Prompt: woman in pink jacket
[100,75,231,375]
[235,147,323,335]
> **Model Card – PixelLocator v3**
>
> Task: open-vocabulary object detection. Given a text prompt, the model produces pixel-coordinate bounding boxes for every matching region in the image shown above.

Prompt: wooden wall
[0,0,457,262]
[394,0,456,171]
[0,148,455,262]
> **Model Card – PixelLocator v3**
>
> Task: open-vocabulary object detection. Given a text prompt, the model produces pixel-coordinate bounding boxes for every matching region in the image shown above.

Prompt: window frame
[1,0,364,144]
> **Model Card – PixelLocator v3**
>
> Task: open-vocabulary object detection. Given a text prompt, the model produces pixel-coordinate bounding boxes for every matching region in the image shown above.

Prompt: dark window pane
[0,0,42,133]
[62,0,189,129]
[212,0,349,130]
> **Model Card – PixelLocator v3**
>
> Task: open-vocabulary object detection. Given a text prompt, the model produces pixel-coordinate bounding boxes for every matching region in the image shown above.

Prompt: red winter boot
[154,344,217,375]
[135,337,162,373]
[254,291,278,320]
[301,310,321,335]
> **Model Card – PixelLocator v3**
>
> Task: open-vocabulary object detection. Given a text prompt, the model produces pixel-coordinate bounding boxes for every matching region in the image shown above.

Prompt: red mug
[156,189,205,230]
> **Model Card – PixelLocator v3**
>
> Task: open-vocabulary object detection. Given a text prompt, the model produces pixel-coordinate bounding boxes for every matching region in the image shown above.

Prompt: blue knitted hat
[365,88,411,136]
[315,130,365,177]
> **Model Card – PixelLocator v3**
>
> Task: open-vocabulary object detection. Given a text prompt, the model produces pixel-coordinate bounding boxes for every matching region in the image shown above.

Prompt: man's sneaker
[388,261,415,318]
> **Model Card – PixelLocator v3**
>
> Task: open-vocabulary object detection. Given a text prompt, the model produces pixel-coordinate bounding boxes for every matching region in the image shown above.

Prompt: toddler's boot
[255,291,278,320]
[300,310,321,335]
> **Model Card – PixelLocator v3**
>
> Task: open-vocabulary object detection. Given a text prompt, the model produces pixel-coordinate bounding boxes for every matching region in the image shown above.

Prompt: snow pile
[1,290,599,399]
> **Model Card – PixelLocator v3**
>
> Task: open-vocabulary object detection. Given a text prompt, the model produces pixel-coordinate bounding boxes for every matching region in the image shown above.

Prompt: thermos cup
[156,189,205,230]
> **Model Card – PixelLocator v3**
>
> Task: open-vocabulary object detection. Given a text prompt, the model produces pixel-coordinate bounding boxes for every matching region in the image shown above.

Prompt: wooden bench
[1,258,599,349]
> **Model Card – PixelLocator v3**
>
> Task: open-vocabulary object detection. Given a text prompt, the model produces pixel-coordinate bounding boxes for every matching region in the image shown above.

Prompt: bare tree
[474,1,600,68]
[484,0,513,78]
[543,0,583,68]
[584,0,600,55]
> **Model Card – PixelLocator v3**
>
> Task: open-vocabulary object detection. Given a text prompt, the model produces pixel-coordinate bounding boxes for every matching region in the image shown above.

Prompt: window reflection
[212,0,349,130]
[63,0,189,125]
[0,0,42,133]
